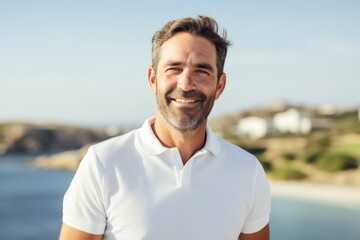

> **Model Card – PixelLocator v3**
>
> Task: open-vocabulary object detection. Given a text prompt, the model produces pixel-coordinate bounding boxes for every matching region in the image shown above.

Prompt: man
[59,16,271,240]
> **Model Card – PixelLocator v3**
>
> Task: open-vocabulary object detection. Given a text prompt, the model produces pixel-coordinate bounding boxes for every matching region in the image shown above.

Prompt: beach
[271,181,360,208]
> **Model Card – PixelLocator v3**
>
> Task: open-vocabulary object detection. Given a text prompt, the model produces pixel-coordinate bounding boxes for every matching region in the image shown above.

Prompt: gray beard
[156,87,216,132]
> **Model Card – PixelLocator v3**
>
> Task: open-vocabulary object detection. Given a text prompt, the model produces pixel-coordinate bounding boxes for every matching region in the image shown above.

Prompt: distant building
[265,100,288,112]
[237,116,274,139]
[317,104,343,116]
[273,108,312,134]
[311,118,332,131]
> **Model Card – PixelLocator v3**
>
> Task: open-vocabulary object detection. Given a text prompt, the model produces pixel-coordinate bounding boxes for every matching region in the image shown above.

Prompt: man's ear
[215,73,226,100]
[148,67,156,94]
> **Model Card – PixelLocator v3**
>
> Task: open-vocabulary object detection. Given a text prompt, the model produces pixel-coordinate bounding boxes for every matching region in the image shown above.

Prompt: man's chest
[103,172,250,240]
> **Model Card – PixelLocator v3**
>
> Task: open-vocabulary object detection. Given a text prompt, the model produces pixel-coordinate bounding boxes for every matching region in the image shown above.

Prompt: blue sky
[1,0,359,127]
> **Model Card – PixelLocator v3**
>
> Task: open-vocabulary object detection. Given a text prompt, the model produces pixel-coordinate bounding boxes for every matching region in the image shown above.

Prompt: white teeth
[175,99,196,103]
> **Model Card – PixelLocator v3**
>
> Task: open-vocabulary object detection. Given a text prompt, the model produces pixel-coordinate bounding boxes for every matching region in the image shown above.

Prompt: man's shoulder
[217,136,253,156]
[90,128,139,159]
[217,136,259,166]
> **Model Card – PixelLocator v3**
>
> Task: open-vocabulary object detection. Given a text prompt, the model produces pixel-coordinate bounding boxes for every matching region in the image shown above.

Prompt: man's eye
[167,67,182,72]
[195,69,210,75]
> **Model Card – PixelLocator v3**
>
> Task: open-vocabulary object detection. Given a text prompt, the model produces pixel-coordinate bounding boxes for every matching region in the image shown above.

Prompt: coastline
[270,181,360,208]
[28,149,360,209]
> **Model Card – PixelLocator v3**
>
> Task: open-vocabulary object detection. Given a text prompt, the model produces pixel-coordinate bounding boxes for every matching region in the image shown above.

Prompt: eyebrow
[195,63,214,72]
[164,61,183,67]
[163,61,214,72]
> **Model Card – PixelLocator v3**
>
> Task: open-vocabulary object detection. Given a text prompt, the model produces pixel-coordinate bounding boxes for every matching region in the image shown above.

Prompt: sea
[1,154,360,240]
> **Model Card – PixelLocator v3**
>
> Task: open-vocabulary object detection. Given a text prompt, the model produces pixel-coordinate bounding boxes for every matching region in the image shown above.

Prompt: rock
[0,123,115,155]
[32,144,91,171]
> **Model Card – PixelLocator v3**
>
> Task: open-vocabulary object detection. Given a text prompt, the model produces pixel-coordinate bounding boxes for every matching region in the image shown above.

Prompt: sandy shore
[270,181,360,208]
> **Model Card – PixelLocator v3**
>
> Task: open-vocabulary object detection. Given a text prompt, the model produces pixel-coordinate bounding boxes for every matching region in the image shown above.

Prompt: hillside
[210,105,360,187]
[0,122,118,155]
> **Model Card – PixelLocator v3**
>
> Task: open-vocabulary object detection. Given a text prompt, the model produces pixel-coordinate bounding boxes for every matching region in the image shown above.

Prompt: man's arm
[59,223,103,240]
[238,224,270,240]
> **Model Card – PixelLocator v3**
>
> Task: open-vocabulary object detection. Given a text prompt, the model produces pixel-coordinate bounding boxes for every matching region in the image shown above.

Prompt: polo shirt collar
[137,117,221,156]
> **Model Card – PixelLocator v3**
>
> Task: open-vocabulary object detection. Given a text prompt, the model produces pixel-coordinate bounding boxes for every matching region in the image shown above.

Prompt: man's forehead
[158,34,217,66]
[161,33,215,50]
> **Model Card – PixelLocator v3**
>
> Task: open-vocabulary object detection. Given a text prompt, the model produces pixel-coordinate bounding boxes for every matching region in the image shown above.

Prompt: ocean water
[271,196,360,239]
[0,155,74,240]
[0,155,359,240]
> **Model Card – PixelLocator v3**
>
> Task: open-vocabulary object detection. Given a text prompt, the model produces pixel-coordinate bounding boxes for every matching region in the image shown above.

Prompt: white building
[273,108,312,134]
[237,116,274,139]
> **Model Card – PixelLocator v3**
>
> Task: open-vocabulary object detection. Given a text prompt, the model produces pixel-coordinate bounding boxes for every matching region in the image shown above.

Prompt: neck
[152,114,207,165]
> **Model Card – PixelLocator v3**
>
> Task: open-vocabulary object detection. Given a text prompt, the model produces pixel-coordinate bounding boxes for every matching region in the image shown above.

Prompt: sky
[1,0,359,127]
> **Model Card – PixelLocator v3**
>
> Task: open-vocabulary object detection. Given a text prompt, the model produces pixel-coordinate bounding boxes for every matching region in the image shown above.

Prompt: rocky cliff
[0,123,115,155]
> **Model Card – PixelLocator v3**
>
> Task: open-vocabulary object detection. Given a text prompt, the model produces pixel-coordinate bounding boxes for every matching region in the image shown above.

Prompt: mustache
[166,88,206,101]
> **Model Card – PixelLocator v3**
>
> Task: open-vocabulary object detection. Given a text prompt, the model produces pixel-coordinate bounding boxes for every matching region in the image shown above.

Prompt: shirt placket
[167,149,183,188]
[167,149,207,188]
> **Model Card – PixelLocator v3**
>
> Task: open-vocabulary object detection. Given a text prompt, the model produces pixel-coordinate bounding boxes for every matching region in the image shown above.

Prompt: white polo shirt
[63,117,270,240]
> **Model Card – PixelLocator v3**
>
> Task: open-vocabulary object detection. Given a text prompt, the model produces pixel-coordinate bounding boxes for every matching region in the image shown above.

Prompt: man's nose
[177,70,195,91]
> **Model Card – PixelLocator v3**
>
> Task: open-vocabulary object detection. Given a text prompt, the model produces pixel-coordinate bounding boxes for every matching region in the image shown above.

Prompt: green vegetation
[303,150,323,164]
[255,154,272,172]
[306,132,331,150]
[332,143,360,157]
[301,129,360,173]
[218,107,360,183]
[272,166,306,180]
[331,110,360,134]
[314,152,359,172]
[283,152,296,161]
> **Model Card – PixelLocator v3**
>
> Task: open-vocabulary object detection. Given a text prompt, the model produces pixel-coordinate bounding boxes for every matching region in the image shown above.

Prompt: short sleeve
[242,161,271,234]
[62,146,106,234]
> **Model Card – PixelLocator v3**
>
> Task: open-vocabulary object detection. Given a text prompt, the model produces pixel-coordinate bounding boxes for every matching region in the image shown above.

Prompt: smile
[174,98,198,103]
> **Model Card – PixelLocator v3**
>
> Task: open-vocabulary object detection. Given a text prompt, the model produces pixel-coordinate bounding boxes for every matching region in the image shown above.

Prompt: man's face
[149,32,226,132]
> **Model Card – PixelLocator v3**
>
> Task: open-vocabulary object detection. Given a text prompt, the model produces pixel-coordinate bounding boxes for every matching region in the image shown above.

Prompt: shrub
[272,166,306,180]
[283,152,297,161]
[260,160,272,172]
[255,154,272,172]
[315,153,359,172]
[303,134,330,164]
[303,151,324,164]
[306,133,331,149]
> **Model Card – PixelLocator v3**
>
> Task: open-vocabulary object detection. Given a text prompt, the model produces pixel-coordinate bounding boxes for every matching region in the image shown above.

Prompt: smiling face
[148,32,226,132]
